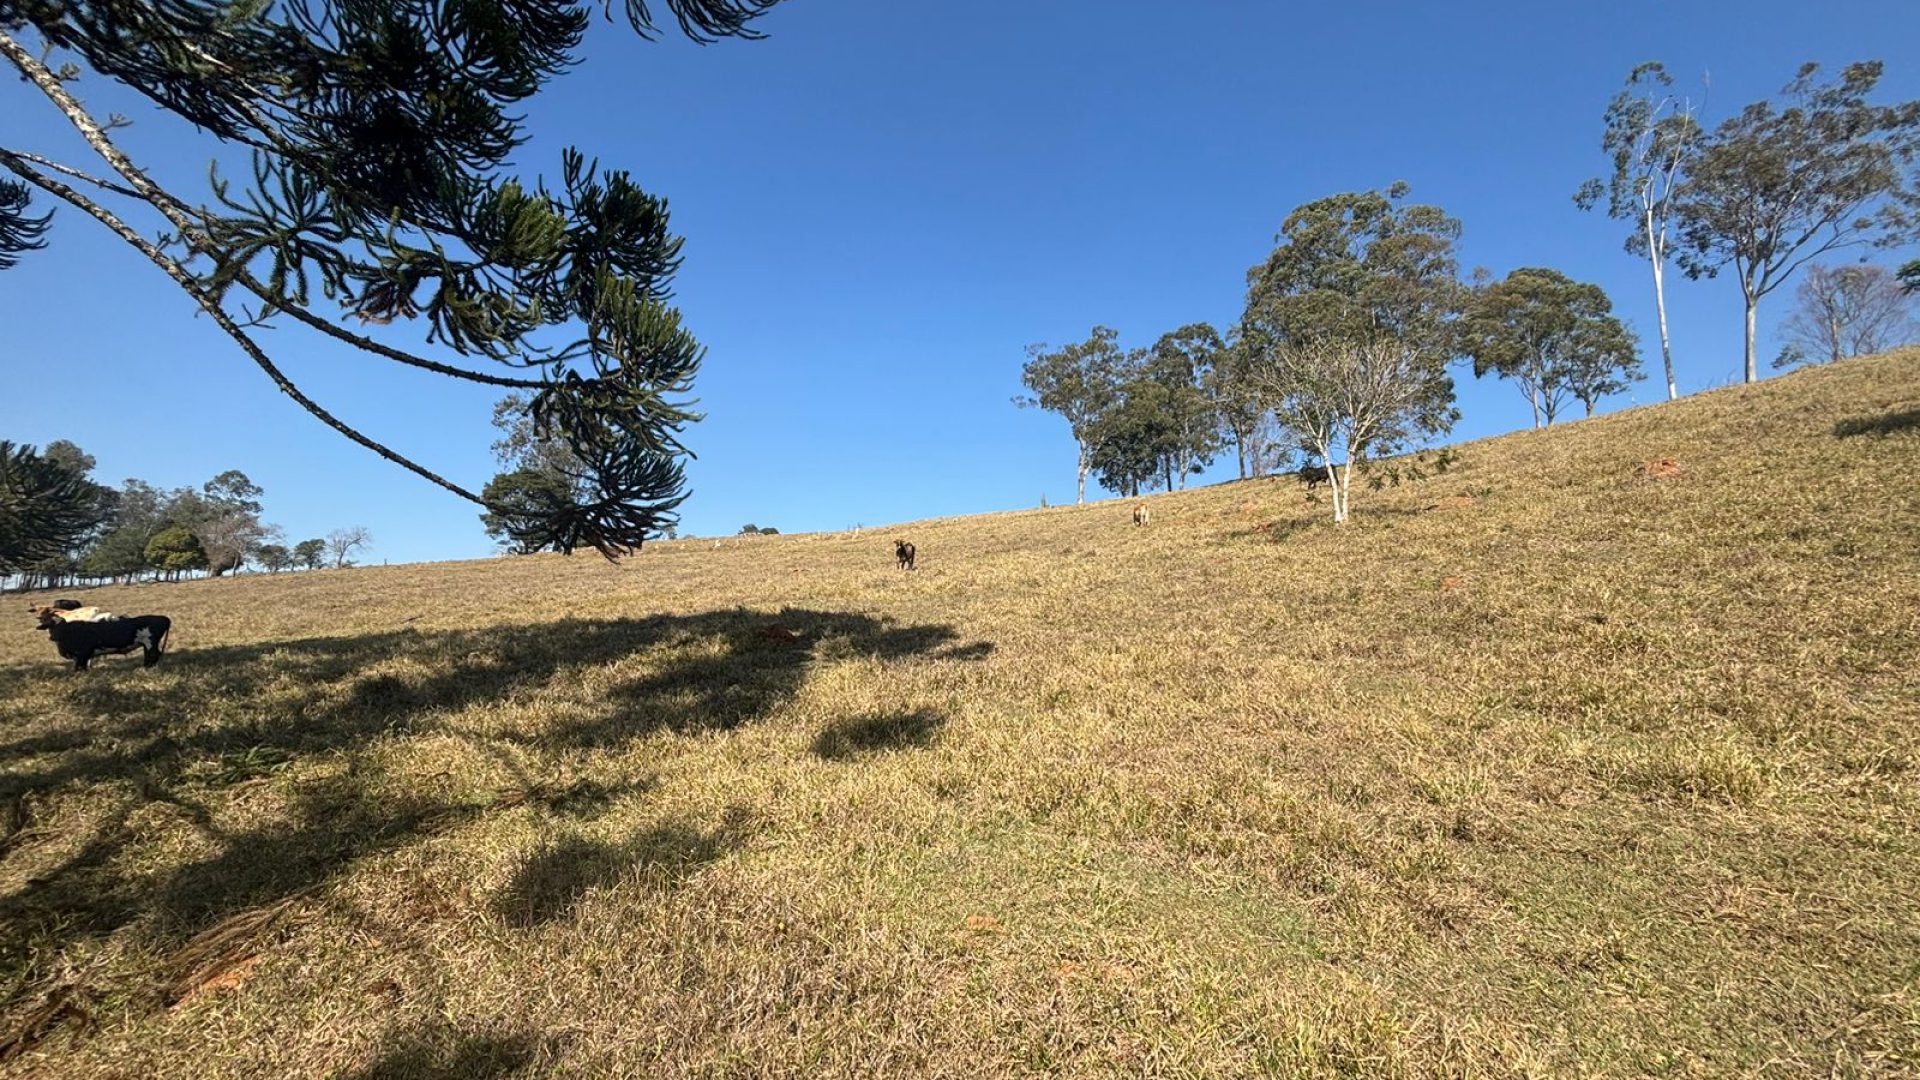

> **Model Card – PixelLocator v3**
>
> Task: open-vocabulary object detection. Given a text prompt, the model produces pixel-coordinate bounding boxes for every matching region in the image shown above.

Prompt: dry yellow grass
[2,350,1918,1078]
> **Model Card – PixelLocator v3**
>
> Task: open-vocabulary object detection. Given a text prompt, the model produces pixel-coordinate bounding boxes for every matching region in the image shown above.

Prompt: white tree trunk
[1646,210,1679,401]
[1076,441,1089,506]
[1744,292,1759,383]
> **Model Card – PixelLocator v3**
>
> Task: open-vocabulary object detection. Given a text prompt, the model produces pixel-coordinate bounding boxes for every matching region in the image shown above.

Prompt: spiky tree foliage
[0,178,50,269]
[0,441,103,573]
[0,0,782,557]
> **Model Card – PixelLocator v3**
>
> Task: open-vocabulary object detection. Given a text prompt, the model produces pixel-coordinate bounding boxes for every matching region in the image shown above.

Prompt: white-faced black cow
[34,607,171,671]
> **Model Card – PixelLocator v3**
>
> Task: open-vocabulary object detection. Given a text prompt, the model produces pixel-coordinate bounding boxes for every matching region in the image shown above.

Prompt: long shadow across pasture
[0,607,989,1051]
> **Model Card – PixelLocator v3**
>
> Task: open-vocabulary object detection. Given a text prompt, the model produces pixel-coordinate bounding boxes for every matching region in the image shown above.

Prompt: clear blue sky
[4,1,1918,564]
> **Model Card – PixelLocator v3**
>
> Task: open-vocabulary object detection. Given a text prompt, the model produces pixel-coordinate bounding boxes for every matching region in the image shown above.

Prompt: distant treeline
[0,439,370,592]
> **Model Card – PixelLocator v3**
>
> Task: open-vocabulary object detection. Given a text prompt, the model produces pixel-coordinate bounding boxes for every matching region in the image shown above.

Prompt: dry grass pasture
[3,350,1919,1078]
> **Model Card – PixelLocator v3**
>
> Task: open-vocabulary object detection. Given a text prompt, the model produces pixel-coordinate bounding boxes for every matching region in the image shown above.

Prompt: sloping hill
[3,350,1918,1078]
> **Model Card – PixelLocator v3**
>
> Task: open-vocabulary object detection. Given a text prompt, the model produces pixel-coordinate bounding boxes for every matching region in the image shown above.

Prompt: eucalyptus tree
[1242,183,1466,360]
[1460,268,1642,426]
[1144,323,1226,489]
[1774,263,1919,368]
[1016,326,1127,505]
[1239,185,1463,521]
[1577,63,1702,401]
[1202,332,1274,480]
[1674,62,1920,382]
[1247,338,1457,525]
[0,0,784,557]
[1084,355,1175,497]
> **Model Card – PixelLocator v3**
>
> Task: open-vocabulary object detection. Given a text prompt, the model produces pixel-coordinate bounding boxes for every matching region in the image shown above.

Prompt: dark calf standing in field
[1296,461,1339,493]
[34,607,171,671]
[895,540,917,571]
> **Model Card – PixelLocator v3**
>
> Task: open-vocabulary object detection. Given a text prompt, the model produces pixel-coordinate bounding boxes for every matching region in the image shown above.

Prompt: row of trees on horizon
[1021,60,1920,520]
[0,440,372,591]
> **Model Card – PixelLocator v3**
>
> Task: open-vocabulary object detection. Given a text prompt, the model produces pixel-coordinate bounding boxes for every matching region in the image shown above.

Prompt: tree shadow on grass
[492,807,758,928]
[1833,406,1920,438]
[811,709,947,762]
[341,1025,547,1080]
[0,607,988,1049]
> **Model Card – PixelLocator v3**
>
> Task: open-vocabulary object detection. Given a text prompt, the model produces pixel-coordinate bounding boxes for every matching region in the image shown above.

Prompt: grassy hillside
[3,350,1918,1078]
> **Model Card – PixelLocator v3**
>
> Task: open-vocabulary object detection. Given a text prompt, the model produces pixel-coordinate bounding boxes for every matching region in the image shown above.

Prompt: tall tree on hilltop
[1016,326,1126,505]
[1460,268,1643,426]
[327,526,373,569]
[1241,183,1466,361]
[1577,62,1703,402]
[480,392,606,551]
[80,477,166,581]
[1085,354,1174,498]
[1673,61,1920,383]
[1144,323,1226,490]
[292,538,327,571]
[187,470,270,575]
[1774,263,1919,368]
[1203,331,1276,480]
[0,0,784,558]
[1238,185,1463,522]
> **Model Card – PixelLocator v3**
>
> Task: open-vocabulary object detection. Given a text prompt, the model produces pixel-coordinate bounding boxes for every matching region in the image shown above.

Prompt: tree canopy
[1242,183,1465,359]
[1674,61,1920,382]
[1575,62,1701,402]
[1016,327,1127,505]
[1460,268,1642,426]
[0,0,784,557]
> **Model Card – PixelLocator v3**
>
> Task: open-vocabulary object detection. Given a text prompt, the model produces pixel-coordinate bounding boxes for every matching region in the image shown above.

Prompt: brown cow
[1132,503,1150,526]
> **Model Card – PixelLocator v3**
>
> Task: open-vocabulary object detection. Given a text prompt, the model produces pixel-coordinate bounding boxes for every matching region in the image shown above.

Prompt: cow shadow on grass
[0,607,989,1049]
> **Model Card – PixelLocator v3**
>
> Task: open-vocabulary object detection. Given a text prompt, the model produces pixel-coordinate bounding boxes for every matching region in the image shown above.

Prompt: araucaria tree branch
[1,1,784,556]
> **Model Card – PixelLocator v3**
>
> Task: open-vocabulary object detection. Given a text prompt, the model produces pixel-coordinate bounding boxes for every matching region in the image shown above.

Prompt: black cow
[894,540,917,571]
[35,609,171,671]
[1295,461,1336,492]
